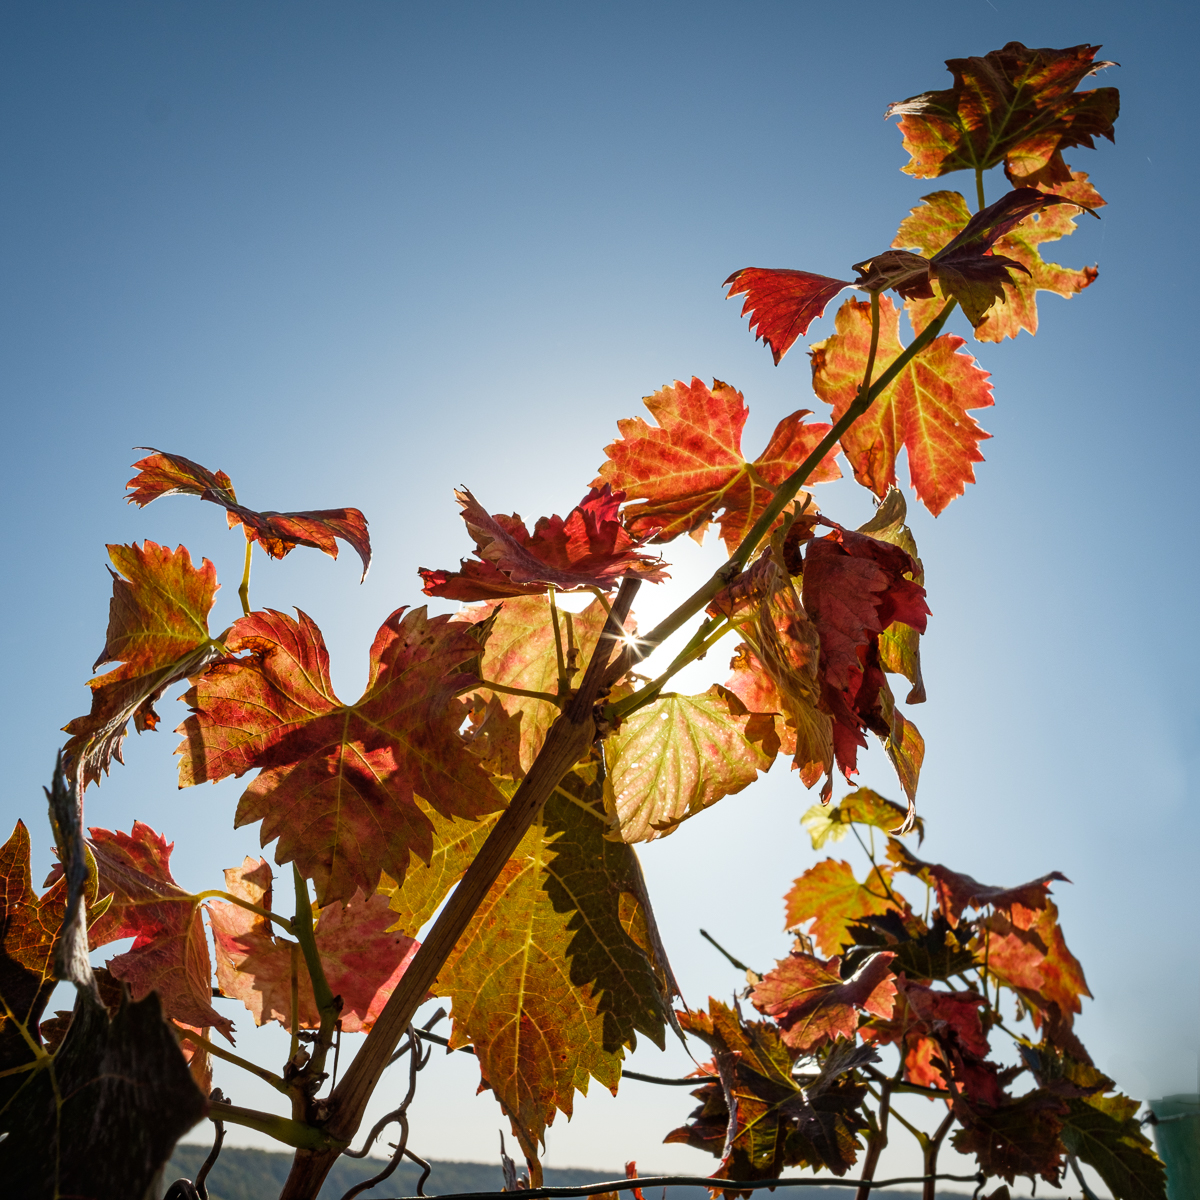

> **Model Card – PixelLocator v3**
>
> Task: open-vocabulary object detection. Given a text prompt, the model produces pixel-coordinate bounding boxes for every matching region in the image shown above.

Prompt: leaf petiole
[588,587,614,621]
[238,536,253,617]
[291,867,337,1030]
[474,680,563,706]
[547,586,569,696]
[176,1027,291,1094]
[195,890,295,936]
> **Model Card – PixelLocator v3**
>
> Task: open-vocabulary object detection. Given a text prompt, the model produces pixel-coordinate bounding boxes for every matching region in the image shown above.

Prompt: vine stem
[209,1098,334,1151]
[975,167,986,212]
[855,1071,896,1200]
[277,578,643,1200]
[923,1109,956,1200]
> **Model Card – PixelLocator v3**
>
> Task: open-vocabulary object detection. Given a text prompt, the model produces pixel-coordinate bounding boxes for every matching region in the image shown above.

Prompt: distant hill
[165,1145,959,1200]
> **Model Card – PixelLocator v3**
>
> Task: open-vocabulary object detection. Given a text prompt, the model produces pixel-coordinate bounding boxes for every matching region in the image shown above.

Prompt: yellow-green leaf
[603,685,775,844]
[437,770,675,1159]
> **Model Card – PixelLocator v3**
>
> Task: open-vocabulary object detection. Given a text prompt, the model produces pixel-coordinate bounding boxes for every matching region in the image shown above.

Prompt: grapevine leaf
[751,950,896,1052]
[207,858,420,1033]
[801,788,925,850]
[784,860,902,957]
[723,563,834,799]
[456,595,615,775]
[885,979,1005,1106]
[603,684,776,844]
[888,840,1068,926]
[665,999,869,1189]
[951,1089,1068,1185]
[810,296,994,515]
[723,270,853,364]
[438,770,674,1161]
[63,542,222,787]
[846,912,975,984]
[174,1018,213,1095]
[0,987,207,1200]
[1061,1096,1166,1200]
[593,378,840,551]
[857,490,926,704]
[885,42,1119,184]
[176,605,503,905]
[980,900,1091,1027]
[895,187,1101,342]
[0,822,69,1111]
[856,190,1088,328]
[381,801,503,937]
[420,485,667,600]
[127,449,371,579]
[83,823,231,1038]
[801,518,929,786]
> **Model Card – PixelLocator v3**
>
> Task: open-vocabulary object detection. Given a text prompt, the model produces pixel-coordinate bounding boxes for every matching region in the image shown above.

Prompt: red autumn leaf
[784,860,902,957]
[723,270,852,364]
[893,187,1101,341]
[885,42,1119,184]
[721,560,834,798]
[864,978,1002,1105]
[207,857,420,1034]
[127,449,371,580]
[594,378,840,552]
[888,840,1068,927]
[421,484,667,600]
[176,605,503,905]
[981,901,1091,1024]
[751,950,896,1051]
[904,981,990,1059]
[810,296,994,515]
[82,822,232,1039]
[800,520,929,783]
[63,541,222,787]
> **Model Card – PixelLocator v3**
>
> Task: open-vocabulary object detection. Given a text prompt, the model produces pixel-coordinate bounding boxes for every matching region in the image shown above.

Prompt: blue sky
[2,0,1196,1186]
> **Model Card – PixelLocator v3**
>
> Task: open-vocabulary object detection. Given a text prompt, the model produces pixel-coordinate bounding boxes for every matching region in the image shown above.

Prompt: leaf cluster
[4,35,1155,1200]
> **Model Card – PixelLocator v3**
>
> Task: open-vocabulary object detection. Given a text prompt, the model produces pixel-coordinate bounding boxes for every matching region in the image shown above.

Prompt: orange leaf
[207,858,420,1033]
[595,378,839,552]
[810,296,994,516]
[885,42,1118,183]
[127,449,371,579]
[785,860,902,958]
[895,186,1101,342]
[63,542,221,787]
[751,950,896,1051]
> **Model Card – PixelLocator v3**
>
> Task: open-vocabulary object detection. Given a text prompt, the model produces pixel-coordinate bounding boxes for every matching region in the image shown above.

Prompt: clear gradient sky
[2,1,1196,1189]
